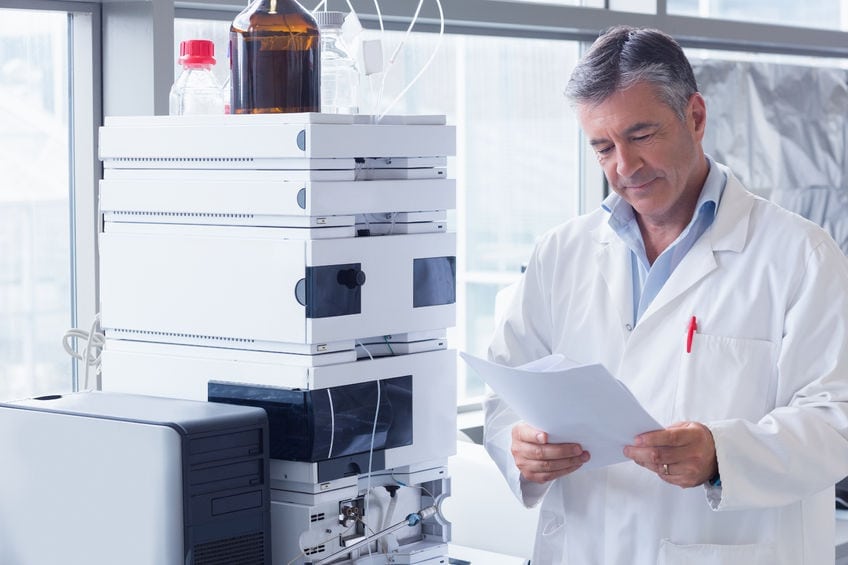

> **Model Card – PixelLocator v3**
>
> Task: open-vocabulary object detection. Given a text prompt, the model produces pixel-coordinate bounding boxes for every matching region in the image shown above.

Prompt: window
[0,8,73,401]
[175,17,582,403]
[669,0,848,30]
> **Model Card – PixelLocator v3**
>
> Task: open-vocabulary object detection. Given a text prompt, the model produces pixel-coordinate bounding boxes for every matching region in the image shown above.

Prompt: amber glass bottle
[230,0,321,114]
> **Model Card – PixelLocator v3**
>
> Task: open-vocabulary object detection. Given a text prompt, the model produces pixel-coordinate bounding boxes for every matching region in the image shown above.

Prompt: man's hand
[623,421,718,488]
[511,422,590,483]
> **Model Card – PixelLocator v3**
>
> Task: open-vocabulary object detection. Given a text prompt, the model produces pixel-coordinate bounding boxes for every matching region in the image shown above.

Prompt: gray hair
[565,26,699,121]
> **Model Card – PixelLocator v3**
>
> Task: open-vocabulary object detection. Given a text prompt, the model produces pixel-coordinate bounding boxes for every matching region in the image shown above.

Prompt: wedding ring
[662,463,670,476]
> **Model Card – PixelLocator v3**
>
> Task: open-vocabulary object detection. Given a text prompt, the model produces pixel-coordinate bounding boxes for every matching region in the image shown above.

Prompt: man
[484,26,848,564]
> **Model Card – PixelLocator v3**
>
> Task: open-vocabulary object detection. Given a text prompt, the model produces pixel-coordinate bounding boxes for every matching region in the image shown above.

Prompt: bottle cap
[314,11,346,29]
[178,39,216,66]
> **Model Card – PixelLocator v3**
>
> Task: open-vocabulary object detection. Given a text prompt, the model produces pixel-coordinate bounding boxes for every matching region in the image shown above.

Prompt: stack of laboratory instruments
[97,113,457,564]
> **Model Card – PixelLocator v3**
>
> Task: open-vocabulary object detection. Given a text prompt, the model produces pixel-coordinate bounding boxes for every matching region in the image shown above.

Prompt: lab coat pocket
[674,333,776,422]
[657,538,777,565]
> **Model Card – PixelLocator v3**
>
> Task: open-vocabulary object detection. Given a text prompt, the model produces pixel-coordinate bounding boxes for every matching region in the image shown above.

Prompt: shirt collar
[601,155,725,227]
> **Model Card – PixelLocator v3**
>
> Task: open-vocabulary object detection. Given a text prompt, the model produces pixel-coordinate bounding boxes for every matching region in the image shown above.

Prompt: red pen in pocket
[686,316,697,353]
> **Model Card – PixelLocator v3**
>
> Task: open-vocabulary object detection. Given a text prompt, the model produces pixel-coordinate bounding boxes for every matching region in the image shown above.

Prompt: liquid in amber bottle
[230,0,321,114]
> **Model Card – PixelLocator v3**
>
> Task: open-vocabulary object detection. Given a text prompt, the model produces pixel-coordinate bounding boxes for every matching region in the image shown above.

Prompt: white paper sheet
[460,352,662,470]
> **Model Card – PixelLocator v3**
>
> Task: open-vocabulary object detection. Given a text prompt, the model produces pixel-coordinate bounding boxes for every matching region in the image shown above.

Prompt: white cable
[362,379,381,559]
[356,340,374,360]
[312,0,354,13]
[373,0,422,116]
[388,0,424,65]
[327,388,335,459]
[372,0,385,33]
[62,313,104,391]
[388,211,397,235]
[368,0,386,119]
[356,341,380,556]
[376,0,444,123]
[382,489,399,531]
[309,0,402,121]
[288,523,357,565]
[367,382,381,476]
[383,334,395,355]
[373,0,424,117]
[311,0,384,118]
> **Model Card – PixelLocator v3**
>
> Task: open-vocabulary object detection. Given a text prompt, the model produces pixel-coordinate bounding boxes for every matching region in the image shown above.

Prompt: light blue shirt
[601,156,727,325]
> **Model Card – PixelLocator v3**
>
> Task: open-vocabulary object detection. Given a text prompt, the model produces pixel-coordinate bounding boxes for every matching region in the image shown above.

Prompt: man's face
[577,81,707,227]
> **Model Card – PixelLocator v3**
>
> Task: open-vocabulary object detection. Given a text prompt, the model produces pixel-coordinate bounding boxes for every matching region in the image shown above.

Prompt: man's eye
[633,134,652,142]
[596,146,613,155]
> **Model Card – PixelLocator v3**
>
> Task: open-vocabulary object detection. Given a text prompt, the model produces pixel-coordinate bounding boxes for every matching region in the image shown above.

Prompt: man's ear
[688,92,707,140]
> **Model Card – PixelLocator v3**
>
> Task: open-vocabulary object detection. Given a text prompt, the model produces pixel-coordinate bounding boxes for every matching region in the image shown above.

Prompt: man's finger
[513,423,548,444]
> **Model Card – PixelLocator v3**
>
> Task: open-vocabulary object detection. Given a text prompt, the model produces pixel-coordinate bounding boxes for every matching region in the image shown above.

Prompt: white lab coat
[484,164,848,565]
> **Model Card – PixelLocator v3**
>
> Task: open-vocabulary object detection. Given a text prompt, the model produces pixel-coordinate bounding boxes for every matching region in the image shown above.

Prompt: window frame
[69,2,101,391]
[0,0,101,391]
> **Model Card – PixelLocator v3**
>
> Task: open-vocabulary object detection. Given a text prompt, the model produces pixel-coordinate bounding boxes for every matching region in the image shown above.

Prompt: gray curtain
[693,59,848,254]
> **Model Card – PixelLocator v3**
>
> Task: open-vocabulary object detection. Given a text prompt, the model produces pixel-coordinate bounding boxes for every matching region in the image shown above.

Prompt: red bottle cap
[178,39,216,67]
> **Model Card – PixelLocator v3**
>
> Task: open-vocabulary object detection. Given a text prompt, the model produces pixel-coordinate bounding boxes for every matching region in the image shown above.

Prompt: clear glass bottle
[169,39,225,116]
[221,75,231,114]
[230,0,321,114]
[314,11,359,114]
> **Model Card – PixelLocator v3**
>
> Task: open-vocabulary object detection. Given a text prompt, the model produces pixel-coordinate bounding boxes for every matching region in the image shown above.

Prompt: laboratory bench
[449,545,529,564]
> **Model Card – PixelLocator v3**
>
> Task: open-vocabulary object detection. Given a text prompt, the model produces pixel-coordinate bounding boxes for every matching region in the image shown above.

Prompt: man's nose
[615,145,642,178]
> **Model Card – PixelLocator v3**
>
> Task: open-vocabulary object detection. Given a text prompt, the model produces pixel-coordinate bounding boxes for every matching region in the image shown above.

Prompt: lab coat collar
[637,166,754,324]
[600,157,722,233]
[707,163,753,254]
[596,156,728,246]
[592,161,755,329]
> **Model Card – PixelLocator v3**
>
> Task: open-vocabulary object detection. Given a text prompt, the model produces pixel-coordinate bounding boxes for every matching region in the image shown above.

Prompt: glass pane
[608,0,657,14]
[0,9,72,400]
[669,0,848,31]
[482,0,586,4]
[366,31,581,402]
[686,47,848,69]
